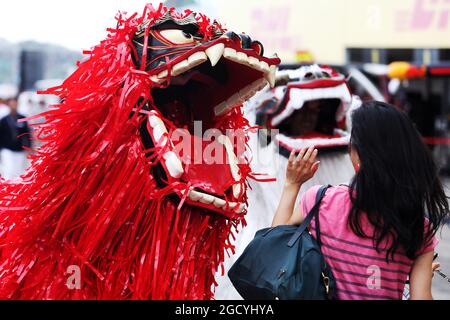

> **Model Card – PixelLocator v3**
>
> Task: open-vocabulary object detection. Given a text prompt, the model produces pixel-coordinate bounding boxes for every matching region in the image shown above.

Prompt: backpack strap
[287,185,330,248]
[314,185,332,248]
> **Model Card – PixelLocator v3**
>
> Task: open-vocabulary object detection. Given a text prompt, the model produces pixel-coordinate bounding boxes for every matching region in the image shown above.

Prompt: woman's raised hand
[286,146,320,187]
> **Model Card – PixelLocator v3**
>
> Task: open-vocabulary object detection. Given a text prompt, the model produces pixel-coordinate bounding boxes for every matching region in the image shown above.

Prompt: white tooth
[223,48,237,60]
[246,91,256,101]
[229,202,245,214]
[241,89,257,101]
[158,70,168,79]
[149,115,169,143]
[152,125,167,143]
[233,184,242,199]
[236,52,248,64]
[218,135,242,181]
[229,163,241,182]
[172,60,189,76]
[213,198,226,208]
[259,61,270,73]
[265,65,276,88]
[236,95,245,105]
[159,136,169,147]
[226,92,243,109]
[199,194,215,205]
[188,51,208,68]
[214,79,266,116]
[188,190,203,202]
[238,79,264,103]
[149,115,166,129]
[239,89,251,102]
[214,100,229,116]
[248,56,260,68]
[205,44,225,67]
[254,78,268,91]
[150,75,163,84]
[238,84,251,100]
[250,78,265,90]
[163,152,184,178]
[180,189,193,197]
[236,204,246,214]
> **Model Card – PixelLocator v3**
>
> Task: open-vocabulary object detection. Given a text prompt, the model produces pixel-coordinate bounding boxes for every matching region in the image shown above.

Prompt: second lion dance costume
[215,65,362,299]
[0,4,280,299]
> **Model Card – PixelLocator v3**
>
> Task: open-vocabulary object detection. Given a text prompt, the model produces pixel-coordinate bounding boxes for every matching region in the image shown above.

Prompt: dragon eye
[159,29,194,45]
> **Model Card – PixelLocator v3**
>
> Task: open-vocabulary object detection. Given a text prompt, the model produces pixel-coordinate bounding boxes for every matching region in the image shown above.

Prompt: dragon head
[251,64,360,157]
[133,9,280,218]
[0,4,280,300]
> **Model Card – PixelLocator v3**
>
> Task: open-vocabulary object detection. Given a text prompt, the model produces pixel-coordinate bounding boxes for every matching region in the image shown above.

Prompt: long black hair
[349,101,449,261]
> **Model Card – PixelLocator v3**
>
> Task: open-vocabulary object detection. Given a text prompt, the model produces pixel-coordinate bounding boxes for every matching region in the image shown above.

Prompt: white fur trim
[271,83,352,127]
[276,129,350,150]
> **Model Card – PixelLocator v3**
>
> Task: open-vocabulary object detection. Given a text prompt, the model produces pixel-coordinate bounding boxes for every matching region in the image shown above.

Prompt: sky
[0,0,178,51]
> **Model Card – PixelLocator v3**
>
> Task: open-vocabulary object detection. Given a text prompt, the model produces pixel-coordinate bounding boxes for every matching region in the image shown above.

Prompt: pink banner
[396,0,450,31]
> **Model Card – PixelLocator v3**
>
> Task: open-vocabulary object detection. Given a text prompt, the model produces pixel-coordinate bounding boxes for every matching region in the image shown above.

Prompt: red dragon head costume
[251,64,360,157]
[0,4,280,300]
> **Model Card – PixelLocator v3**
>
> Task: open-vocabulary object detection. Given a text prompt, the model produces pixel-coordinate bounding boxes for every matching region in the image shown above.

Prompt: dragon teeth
[205,44,225,67]
[150,75,163,84]
[258,61,270,73]
[152,43,280,120]
[152,125,167,143]
[199,194,215,205]
[231,203,246,214]
[236,52,248,64]
[248,56,260,68]
[149,115,165,128]
[213,101,228,118]
[188,190,203,202]
[163,152,184,179]
[214,78,268,116]
[188,51,208,68]
[221,45,277,88]
[148,114,170,146]
[265,65,277,88]
[233,184,242,199]
[218,135,241,182]
[213,197,227,208]
[157,70,168,79]
[223,48,237,60]
[172,60,190,77]
[184,189,246,213]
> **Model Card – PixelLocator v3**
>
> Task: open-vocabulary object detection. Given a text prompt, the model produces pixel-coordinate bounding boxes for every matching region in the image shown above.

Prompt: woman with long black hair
[272,101,449,300]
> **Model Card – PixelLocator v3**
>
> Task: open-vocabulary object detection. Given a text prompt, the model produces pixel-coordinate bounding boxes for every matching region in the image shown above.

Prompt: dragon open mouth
[142,37,280,218]
[253,65,358,154]
[274,82,353,151]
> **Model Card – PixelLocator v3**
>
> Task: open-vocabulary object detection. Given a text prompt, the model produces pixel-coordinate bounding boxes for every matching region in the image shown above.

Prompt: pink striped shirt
[300,185,438,300]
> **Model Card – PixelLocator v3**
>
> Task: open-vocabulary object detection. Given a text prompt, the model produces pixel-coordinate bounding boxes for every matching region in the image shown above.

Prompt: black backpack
[228,185,336,300]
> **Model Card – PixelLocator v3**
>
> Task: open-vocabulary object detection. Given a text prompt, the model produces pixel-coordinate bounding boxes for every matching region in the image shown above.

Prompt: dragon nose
[224,31,264,56]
